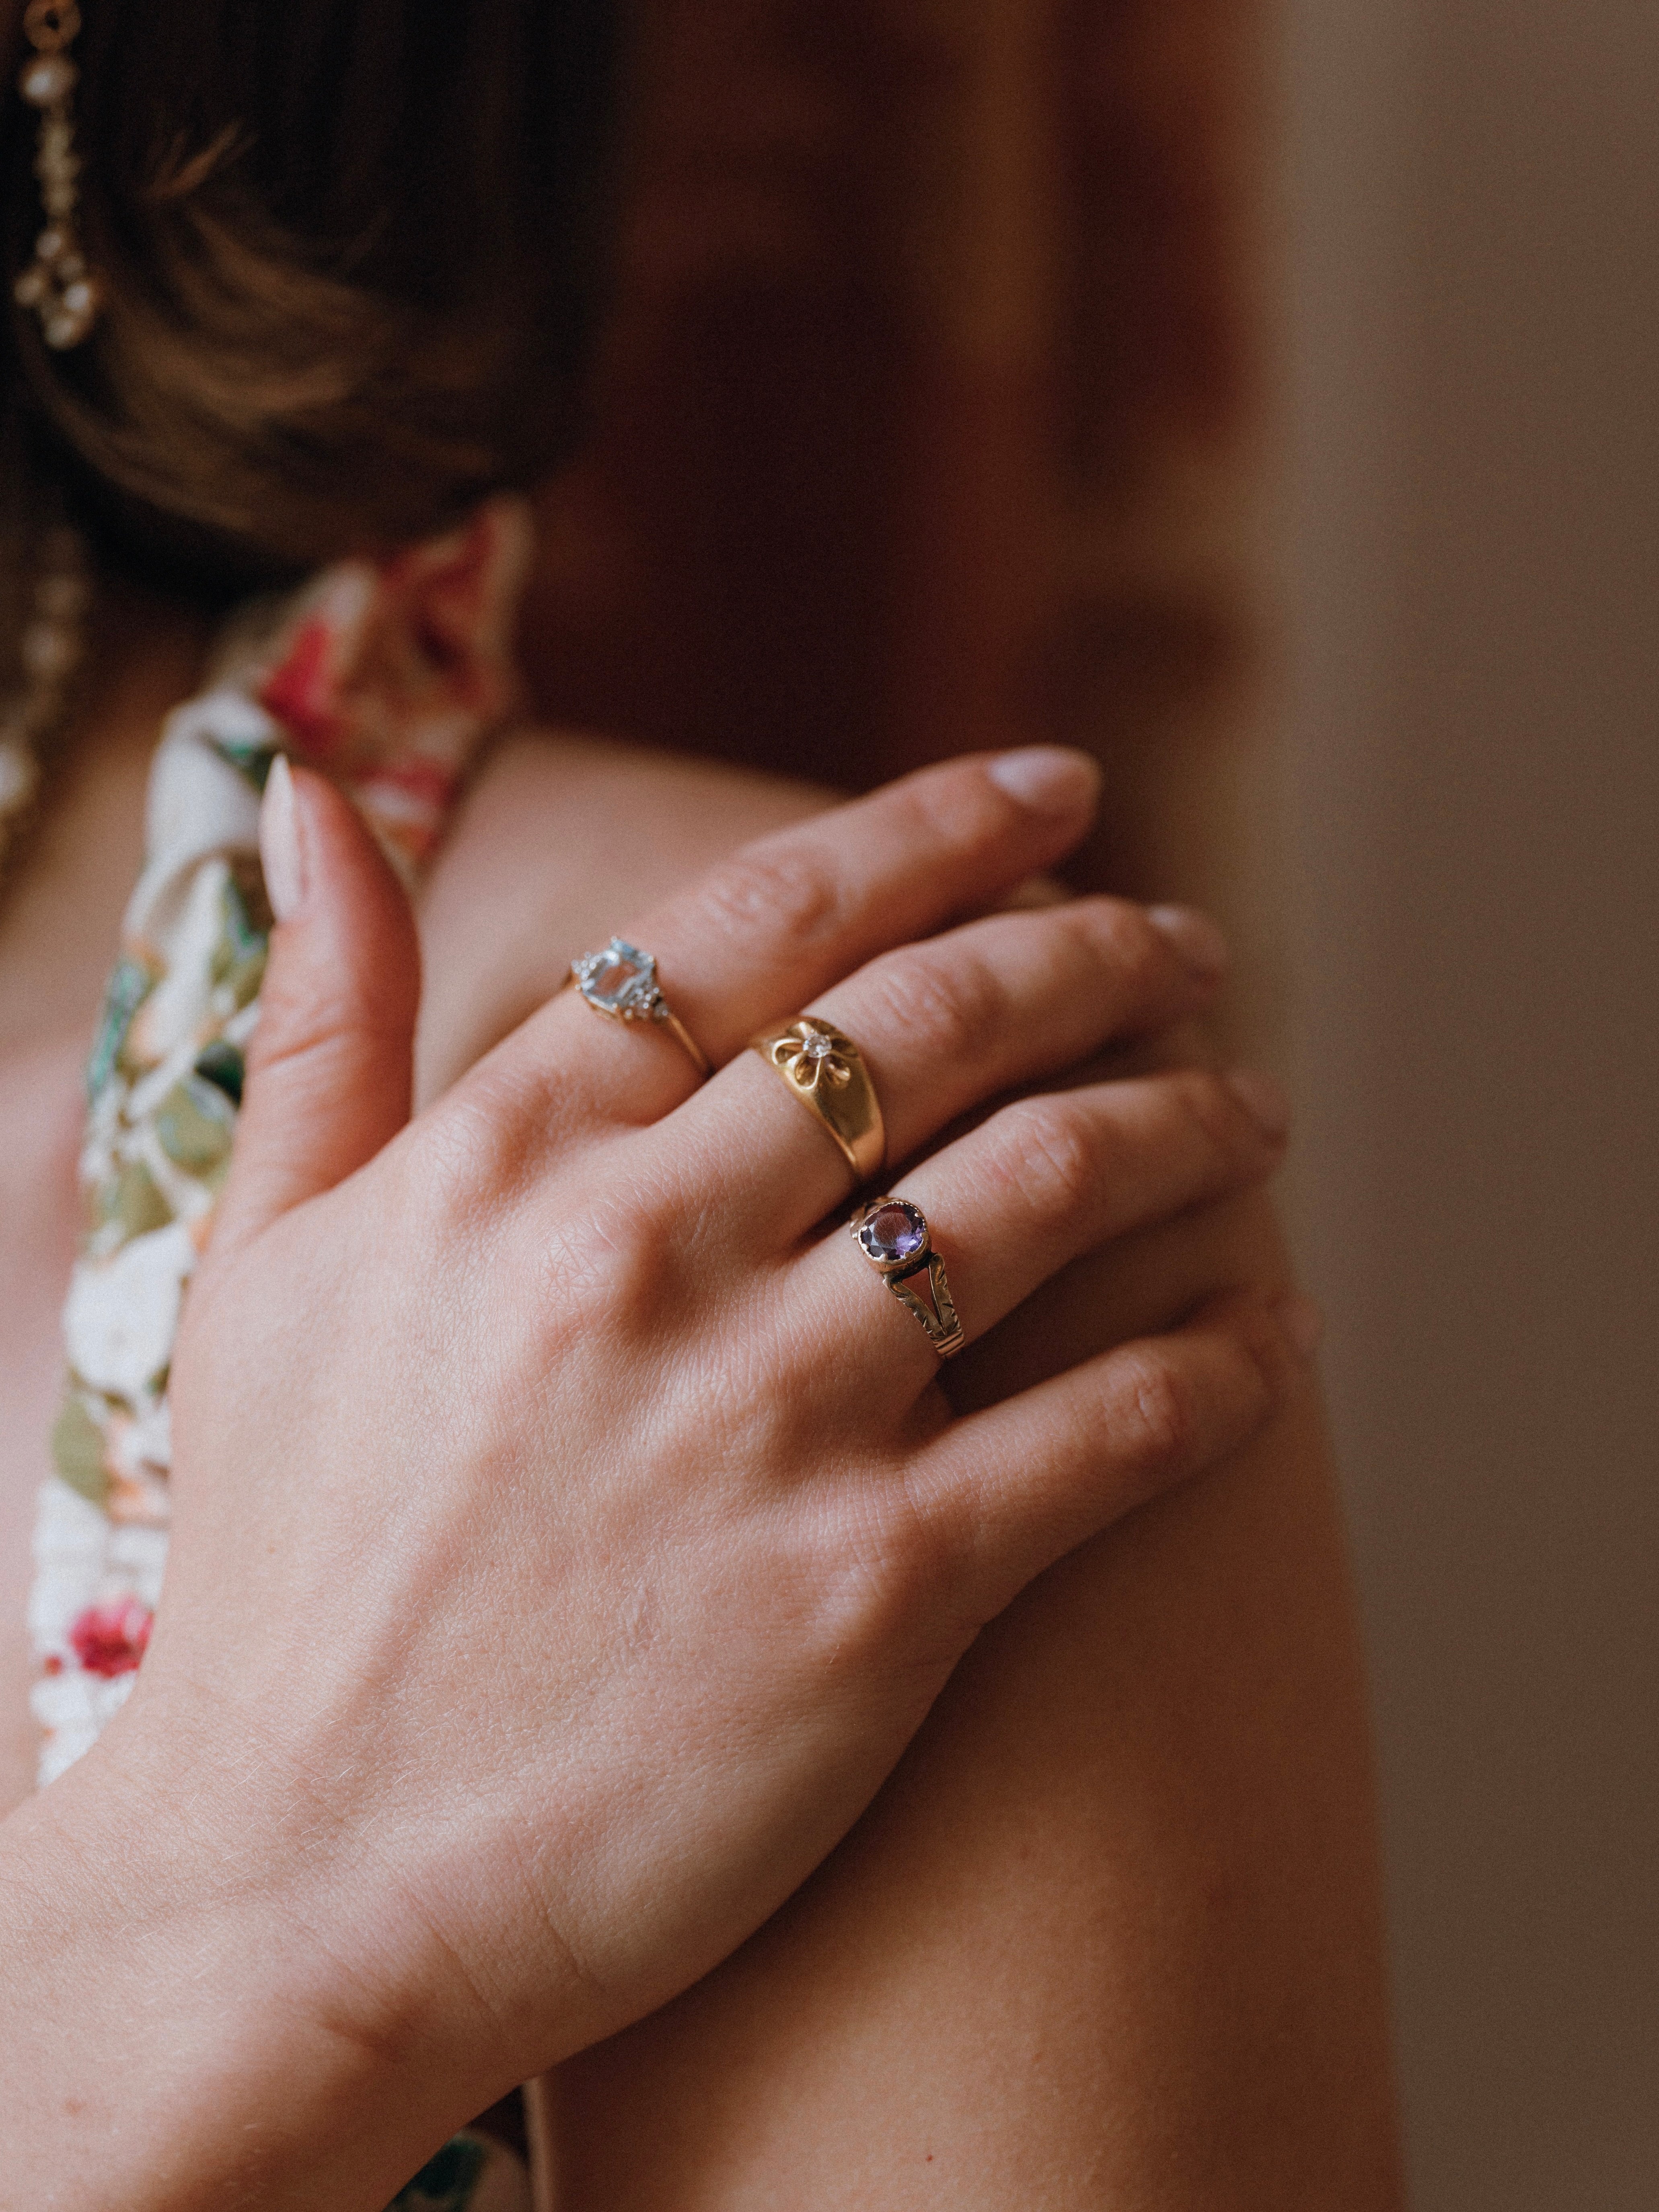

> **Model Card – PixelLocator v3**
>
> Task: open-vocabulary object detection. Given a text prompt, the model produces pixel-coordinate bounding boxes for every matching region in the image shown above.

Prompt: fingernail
[1224,1068,1293,1143]
[1280,1293,1325,1361]
[986,746,1102,816]
[259,754,305,922]
[1147,903,1230,980]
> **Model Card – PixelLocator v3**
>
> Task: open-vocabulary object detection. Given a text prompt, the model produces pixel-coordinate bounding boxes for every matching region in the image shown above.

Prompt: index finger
[499,747,1104,1129]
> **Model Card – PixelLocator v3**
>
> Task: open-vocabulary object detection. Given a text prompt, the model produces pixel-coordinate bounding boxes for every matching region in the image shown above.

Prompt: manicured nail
[986,746,1102,816]
[259,754,305,922]
[1147,903,1230,980]
[1224,1068,1293,1142]
[1280,1293,1325,1361]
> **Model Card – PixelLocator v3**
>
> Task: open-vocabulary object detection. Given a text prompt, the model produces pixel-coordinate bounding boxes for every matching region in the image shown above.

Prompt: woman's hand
[0,748,1310,2207]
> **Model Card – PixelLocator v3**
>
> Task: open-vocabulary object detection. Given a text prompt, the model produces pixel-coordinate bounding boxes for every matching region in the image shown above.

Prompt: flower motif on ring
[771,1022,853,1094]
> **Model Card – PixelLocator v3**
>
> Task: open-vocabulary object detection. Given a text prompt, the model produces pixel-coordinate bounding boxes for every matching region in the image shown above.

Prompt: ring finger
[667,893,1226,1238]
[791,1065,1291,1390]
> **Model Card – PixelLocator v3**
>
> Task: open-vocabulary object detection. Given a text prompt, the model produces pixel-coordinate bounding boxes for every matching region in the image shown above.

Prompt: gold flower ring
[750,1017,884,1182]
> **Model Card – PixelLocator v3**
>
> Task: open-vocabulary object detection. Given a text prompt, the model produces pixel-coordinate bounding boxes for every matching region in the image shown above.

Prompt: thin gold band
[653,1006,712,1079]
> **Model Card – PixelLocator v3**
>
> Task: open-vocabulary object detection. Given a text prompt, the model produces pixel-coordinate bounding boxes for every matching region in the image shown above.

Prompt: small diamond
[800,1030,836,1060]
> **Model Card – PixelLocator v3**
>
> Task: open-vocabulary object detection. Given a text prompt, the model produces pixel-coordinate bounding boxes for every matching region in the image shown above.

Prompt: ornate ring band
[750,1017,885,1182]
[850,1195,965,1359]
[567,937,711,1078]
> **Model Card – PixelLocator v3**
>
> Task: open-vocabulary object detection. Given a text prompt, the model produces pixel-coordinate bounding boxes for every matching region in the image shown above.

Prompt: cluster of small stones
[578,939,665,1021]
[13,14,101,352]
[0,522,92,880]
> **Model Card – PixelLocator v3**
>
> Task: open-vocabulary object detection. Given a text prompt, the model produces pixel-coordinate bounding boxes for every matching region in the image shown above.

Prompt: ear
[257,495,536,869]
[372,492,537,724]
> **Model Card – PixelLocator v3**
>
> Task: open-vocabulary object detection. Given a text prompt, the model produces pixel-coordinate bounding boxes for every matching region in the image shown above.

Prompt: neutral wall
[1284,1,1658,2204]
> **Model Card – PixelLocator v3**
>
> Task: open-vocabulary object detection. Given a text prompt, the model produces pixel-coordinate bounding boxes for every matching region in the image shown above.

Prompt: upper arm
[414,730,1402,2205]
[553,1194,1403,2206]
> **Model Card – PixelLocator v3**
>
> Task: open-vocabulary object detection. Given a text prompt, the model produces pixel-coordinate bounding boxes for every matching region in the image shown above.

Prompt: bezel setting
[855,1196,930,1275]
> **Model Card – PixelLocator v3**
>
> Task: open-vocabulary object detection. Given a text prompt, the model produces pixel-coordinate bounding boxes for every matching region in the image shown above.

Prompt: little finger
[907,1286,1323,1617]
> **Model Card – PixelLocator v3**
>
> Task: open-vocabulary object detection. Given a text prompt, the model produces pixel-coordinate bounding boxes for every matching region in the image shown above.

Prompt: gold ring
[567,937,711,1078]
[750,1017,884,1182]
[850,1196,965,1358]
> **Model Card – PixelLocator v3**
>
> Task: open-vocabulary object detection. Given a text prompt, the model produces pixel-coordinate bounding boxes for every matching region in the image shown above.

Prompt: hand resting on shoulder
[0,748,1309,2210]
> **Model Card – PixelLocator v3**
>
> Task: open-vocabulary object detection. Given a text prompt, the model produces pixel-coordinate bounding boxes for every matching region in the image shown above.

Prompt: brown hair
[4,0,623,588]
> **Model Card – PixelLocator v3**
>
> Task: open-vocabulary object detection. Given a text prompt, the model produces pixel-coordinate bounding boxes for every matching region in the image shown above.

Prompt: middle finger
[664,894,1223,1239]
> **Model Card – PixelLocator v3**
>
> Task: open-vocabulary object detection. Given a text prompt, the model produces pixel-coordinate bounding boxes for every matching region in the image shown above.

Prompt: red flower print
[68,1598,153,1679]
[260,617,343,760]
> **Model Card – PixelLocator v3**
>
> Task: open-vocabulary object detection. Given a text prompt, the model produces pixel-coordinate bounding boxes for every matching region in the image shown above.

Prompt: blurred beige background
[1284,0,1658,2202]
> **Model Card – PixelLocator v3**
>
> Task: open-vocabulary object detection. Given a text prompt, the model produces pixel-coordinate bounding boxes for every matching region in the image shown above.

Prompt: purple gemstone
[865,1201,926,1263]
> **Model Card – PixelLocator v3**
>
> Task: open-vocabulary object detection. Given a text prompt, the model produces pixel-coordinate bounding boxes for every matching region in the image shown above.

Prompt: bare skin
[437,738,1404,2207]
[0,617,1401,2201]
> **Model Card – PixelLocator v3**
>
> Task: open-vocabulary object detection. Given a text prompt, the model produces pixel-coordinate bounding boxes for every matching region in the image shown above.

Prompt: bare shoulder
[413,725,830,1103]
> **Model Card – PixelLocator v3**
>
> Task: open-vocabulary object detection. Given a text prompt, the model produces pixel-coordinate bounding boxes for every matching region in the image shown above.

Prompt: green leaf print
[387,2134,489,2210]
[155,1076,236,1174]
[84,956,154,1104]
[210,732,280,791]
[51,1392,109,1507]
[210,873,269,1007]
[193,1038,246,1106]
[97,1161,175,1244]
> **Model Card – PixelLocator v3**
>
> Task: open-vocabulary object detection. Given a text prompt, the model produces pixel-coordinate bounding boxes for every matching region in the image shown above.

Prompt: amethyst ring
[850,1196,966,1359]
[567,937,711,1078]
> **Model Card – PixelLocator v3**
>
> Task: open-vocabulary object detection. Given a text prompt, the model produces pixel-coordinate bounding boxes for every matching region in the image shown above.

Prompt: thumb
[212,756,421,1255]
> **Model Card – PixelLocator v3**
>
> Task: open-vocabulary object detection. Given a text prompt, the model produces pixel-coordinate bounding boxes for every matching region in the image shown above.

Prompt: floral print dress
[25,497,552,2211]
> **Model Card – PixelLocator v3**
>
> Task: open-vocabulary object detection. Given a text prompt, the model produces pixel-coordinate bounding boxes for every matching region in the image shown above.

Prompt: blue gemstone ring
[567,937,711,1078]
[850,1196,965,1358]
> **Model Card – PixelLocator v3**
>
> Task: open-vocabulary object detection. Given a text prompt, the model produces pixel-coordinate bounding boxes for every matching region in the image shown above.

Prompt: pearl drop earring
[0,510,91,882]
[12,0,101,350]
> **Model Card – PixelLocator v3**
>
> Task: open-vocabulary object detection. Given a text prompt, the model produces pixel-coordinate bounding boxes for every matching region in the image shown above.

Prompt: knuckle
[1229,1300,1294,1414]
[1175,1069,1252,1167]
[689,845,845,956]
[892,762,1007,853]
[1116,1349,1197,1474]
[995,1095,1101,1221]
[539,1183,677,1339]
[1082,898,1165,997]
[863,943,1007,1068]
[802,1468,963,1654]
[248,962,388,1081]
[417,1070,539,1216]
